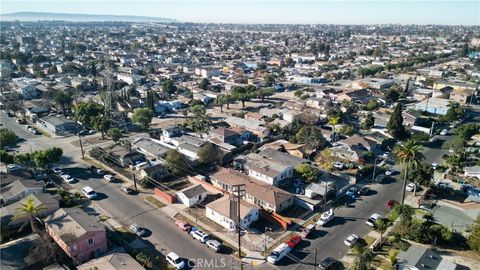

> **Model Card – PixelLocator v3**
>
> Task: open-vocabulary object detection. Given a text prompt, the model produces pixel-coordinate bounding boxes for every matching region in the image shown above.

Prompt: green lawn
[145,196,166,208]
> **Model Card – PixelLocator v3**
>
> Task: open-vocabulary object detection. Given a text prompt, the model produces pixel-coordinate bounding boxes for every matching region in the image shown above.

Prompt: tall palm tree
[12,196,47,233]
[393,139,425,204]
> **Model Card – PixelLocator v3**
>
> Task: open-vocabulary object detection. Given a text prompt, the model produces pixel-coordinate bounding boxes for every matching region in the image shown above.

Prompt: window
[87,238,94,245]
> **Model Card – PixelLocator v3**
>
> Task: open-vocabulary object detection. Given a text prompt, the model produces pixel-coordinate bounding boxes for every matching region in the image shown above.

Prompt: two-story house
[45,208,108,265]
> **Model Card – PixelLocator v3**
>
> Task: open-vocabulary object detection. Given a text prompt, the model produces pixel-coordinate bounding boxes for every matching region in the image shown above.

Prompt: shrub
[389,250,399,265]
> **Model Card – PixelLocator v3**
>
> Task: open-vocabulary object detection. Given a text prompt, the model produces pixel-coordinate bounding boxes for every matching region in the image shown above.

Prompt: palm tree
[12,196,47,233]
[393,139,424,204]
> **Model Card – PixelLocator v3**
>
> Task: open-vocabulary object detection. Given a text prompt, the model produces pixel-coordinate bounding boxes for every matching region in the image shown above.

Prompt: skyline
[1,1,479,26]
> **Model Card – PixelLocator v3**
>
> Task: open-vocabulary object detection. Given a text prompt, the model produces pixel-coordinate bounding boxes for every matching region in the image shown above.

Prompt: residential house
[206,196,259,230]
[77,252,145,270]
[132,138,170,160]
[464,165,480,180]
[108,145,143,167]
[336,89,372,104]
[0,179,44,206]
[328,144,362,163]
[449,89,474,104]
[225,116,269,138]
[1,193,59,228]
[396,245,457,270]
[337,134,377,152]
[244,112,263,121]
[208,127,251,147]
[36,116,80,135]
[352,78,395,90]
[261,139,311,158]
[12,78,38,99]
[137,163,170,180]
[210,169,295,212]
[408,97,450,115]
[45,208,108,265]
[176,184,208,207]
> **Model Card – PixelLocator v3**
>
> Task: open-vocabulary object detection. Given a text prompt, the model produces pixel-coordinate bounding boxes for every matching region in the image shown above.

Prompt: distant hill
[0,12,176,23]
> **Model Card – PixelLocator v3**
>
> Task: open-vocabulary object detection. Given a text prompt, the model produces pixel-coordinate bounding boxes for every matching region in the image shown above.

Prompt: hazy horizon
[1,1,479,26]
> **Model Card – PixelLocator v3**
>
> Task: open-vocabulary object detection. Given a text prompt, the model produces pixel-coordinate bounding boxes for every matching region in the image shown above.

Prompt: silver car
[129,223,145,237]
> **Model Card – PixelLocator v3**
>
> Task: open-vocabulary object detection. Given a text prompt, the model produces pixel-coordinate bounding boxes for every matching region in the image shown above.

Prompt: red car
[175,220,192,231]
[387,199,398,209]
[286,235,302,248]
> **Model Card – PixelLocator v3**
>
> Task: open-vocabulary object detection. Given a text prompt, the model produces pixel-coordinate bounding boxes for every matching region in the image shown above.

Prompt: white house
[0,179,44,206]
[464,165,480,180]
[176,184,208,207]
[206,196,259,230]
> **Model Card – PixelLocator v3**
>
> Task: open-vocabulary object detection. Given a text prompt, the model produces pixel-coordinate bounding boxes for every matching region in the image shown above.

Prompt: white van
[82,186,97,199]
[134,162,150,171]
[267,243,292,264]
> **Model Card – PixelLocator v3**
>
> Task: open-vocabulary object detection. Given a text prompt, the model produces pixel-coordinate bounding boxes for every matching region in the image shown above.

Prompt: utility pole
[231,184,245,265]
[78,133,84,159]
[371,157,380,183]
[323,181,328,212]
[127,141,138,191]
[314,248,318,270]
[429,121,435,138]
[264,227,271,260]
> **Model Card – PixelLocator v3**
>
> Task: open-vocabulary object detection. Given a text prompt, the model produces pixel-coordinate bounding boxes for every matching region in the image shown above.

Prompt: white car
[190,230,210,243]
[166,252,185,269]
[385,169,393,176]
[7,164,24,171]
[129,223,146,237]
[431,163,439,170]
[206,239,222,252]
[317,209,334,227]
[366,213,382,227]
[406,182,417,192]
[62,174,75,183]
[52,167,63,174]
[82,186,97,199]
[382,152,390,158]
[332,162,344,170]
[344,234,359,247]
[440,129,448,136]
[103,174,115,182]
[267,243,292,264]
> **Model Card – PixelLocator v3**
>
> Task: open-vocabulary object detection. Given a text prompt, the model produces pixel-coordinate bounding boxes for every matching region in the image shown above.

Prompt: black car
[357,186,370,196]
[319,257,337,270]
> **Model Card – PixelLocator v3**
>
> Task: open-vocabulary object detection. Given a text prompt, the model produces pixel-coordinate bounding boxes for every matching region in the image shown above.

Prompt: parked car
[206,239,222,252]
[319,257,338,270]
[7,163,24,171]
[300,224,315,238]
[440,129,448,136]
[387,199,398,209]
[166,252,185,269]
[358,186,370,195]
[317,209,334,227]
[82,186,97,199]
[120,185,133,194]
[419,203,435,211]
[103,174,115,182]
[406,182,417,192]
[129,223,146,237]
[431,163,439,170]
[286,235,302,249]
[16,119,26,124]
[43,181,56,189]
[95,169,105,175]
[52,167,63,174]
[385,169,394,176]
[366,213,382,227]
[190,229,209,243]
[345,186,358,197]
[62,174,75,183]
[175,220,192,232]
[344,234,359,247]
[267,243,292,264]
[375,174,385,183]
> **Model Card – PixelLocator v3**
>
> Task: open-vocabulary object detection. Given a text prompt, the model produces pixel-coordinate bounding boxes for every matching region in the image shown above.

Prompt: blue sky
[1,1,479,25]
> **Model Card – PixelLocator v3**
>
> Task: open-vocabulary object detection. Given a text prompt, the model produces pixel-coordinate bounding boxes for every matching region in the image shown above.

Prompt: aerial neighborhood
[0,12,480,270]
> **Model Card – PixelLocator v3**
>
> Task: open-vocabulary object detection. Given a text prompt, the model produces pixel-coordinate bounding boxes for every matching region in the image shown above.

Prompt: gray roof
[397,245,457,270]
[133,138,169,158]
[178,184,207,199]
[258,148,309,167]
[42,115,77,127]
[0,179,43,202]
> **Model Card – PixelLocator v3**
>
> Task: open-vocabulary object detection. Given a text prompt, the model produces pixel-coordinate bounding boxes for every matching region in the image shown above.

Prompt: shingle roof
[77,252,145,270]
[178,184,207,199]
[206,196,258,220]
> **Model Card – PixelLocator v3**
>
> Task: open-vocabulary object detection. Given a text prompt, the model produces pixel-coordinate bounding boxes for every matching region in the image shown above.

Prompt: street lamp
[371,157,383,183]
[264,227,272,260]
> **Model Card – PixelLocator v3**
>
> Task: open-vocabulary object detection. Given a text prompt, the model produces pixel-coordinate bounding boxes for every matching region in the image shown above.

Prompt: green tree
[455,123,479,140]
[403,162,433,188]
[231,86,255,108]
[361,113,375,130]
[442,136,465,154]
[54,91,73,115]
[294,90,303,97]
[165,149,188,176]
[430,224,452,244]
[338,125,355,136]
[295,126,326,152]
[384,88,400,104]
[73,102,104,127]
[264,74,275,87]
[132,108,154,130]
[135,252,150,267]
[393,140,424,203]
[188,105,211,133]
[375,218,390,244]
[215,95,226,112]
[365,99,380,111]
[351,245,373,270]
[92,115,111,140]
[162,79,177,94]
[146,90,155,112]
[387,104,407,140]
[0,128,17,147]
[107,128,122,142]
[442,102,464,123]
[0,150,14,171]
[31,147,63,169]
[394,204,415,235]
[468,216,480,254]
[410,221,434,243]
[256,87,275,102]
[197,142,222,165]
[12,196,47,233]
[294,164,320,183]
[198,78,210,90]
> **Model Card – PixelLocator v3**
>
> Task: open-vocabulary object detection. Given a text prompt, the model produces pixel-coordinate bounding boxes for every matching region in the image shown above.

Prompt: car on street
[286,235,302,249]
[120,185,133,194]
[345,186,358,197]
[43,181,56,189]
[175,220,192,232]
[406,182,417,192]
[300,224,315,238]
[52,167,63,174]
[366,213,382,227]
[267,243,292,264]
[190,229,209,243]
[129,223,146,237]
[7,163,24,171]
[382,152,390,158]
[317,209,334,227]
[440,129,448,136]
[419,203,435,211]
[344,234,359,247]
[103,174,115,182]
[16,118,26,124]
[206,239,222,252]
[385,169,394,176]
[431,163,439,170]
[82,186,97,199]
[358,186,370,196]
[62,174,75,183]
[375,174,386,183]
[387,199,398,209]
[95,169,105,175]
[319,257,338,270]
[166,252,185,269]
